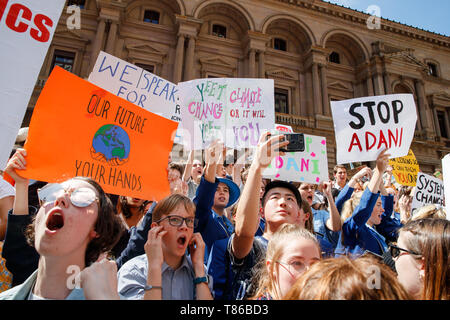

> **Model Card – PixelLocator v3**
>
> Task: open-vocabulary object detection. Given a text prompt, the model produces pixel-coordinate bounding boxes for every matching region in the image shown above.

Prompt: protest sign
[411,172,444,212]
[330,94,417,164]
[442,153,450,220]
[389,149,420,187]
[179,78,275,150]
[21,67,178,201]
[263,134,328,184]
[0,0,66,169]
[88,51,183,143]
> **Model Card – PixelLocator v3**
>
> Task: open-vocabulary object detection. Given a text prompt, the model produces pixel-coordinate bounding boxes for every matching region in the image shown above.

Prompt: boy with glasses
[117,194,213,300]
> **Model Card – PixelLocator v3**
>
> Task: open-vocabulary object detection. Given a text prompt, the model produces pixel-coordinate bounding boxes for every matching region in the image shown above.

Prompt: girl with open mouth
[0,148,123,300]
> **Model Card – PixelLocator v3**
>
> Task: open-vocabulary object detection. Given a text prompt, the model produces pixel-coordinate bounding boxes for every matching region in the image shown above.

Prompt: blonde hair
[251,223,320,300]
[340,191,364,223]
[411,204,446,221]
[284,256,412,300]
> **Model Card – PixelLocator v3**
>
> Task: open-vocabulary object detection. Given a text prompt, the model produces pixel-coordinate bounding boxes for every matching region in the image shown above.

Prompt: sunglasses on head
[38,183,99,208]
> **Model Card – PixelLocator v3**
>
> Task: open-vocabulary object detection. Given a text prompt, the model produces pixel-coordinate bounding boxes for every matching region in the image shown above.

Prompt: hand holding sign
[4,148,28,184]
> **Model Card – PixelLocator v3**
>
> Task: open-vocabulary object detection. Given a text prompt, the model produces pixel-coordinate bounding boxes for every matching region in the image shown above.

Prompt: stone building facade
[27,0,450,175]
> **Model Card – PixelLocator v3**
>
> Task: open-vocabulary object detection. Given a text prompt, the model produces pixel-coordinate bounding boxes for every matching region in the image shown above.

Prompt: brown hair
[168,162,184,176]
[301,199,314,234]
[251,223,320,300]
[400,218,450,300]
[333,164,347,175]
[284,256,412,300]
[151,193,196,223]
[26,177,124,266]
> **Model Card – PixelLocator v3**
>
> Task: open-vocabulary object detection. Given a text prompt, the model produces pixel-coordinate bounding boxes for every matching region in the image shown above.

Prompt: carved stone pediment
[386,49,428,71]
[199,56,235,68]
[430,92,450,107]
[126,43,165,54]
[328,81,352,91]
[266,68,296,80]
[54,28,90,43]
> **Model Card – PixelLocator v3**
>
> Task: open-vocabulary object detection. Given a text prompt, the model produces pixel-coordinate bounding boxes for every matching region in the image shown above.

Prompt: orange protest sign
[22,66,178,201]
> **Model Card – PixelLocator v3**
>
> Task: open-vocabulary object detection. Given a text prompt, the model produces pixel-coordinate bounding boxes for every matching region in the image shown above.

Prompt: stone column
[184,36,196,81]
[414,79,432,132]
[320,64,330,116]
[248,49,256,78]
[366,74,374,96]
[173,34,186,83]
[373,73,385,95]
[299,72,307,117]
[383,72,392,94]
[105,21,118,55]
[258,50,265,78]
[90,18,106,70]
[312,63,323,115]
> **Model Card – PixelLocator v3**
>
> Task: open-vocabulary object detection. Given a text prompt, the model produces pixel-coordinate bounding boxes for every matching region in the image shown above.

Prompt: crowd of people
[0,129,448,301]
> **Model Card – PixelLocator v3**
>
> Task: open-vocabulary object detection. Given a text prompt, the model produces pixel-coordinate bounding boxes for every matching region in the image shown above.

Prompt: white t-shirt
[0,176,14,200]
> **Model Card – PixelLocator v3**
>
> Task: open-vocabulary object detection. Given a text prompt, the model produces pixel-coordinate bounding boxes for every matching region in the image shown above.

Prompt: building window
[67,0,86,9]
[50,50,75,74]
[428,62,438,77]
[212,24,227,38]
[329,51,340,64]
[275,89,289,114]
[136,63,154,73]
[143,10,160,24]
[274,38,287,51]
[437,110,448,139]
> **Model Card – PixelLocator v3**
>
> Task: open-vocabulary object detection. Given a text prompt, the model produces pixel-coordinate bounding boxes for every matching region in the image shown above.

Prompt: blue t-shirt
[312,208,340,258]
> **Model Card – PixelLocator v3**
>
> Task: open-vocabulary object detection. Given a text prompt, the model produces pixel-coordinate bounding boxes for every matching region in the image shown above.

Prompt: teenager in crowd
[193,140,240,262]
[182,150,203,200]
[393,218,449,300]
[335,149,393,258]
[222,132,311,299]
[0,149,123,299]
[250,223,320,300]
[117,194,213,300]
[298,181,341,257]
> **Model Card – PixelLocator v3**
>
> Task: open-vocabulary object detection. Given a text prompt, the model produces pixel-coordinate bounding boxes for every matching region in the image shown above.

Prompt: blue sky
[323,0,449,36]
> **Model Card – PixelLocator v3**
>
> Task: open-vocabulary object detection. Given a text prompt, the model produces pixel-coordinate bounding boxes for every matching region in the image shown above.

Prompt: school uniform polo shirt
[117,254,213,300]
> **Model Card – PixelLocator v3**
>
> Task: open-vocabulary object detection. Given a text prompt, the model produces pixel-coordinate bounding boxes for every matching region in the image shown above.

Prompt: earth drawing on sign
[91,124,130,166]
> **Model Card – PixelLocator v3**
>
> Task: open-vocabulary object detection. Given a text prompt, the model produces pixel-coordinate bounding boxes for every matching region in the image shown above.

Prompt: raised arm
[232,132,288,259]
[182,150,195,183]
[322,180,341,232]
[4,149,29,215]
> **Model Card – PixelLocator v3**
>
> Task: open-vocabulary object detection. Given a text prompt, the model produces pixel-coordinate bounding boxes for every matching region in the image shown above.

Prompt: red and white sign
[0,0,65,168]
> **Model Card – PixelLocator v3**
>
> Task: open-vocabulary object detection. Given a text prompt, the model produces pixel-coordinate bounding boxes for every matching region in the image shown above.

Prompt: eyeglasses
[156,215,198,229]
[38,183,99,208]
[276,260,309,277]
[389,244,420,259]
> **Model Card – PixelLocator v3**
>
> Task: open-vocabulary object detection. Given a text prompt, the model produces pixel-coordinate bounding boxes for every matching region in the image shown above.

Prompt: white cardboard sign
[88,51,183,143]
[178,78,275,150]
[411,172,445,212]
[330,94,417,164]
[263,134,329,184]
[0,0,66,168]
